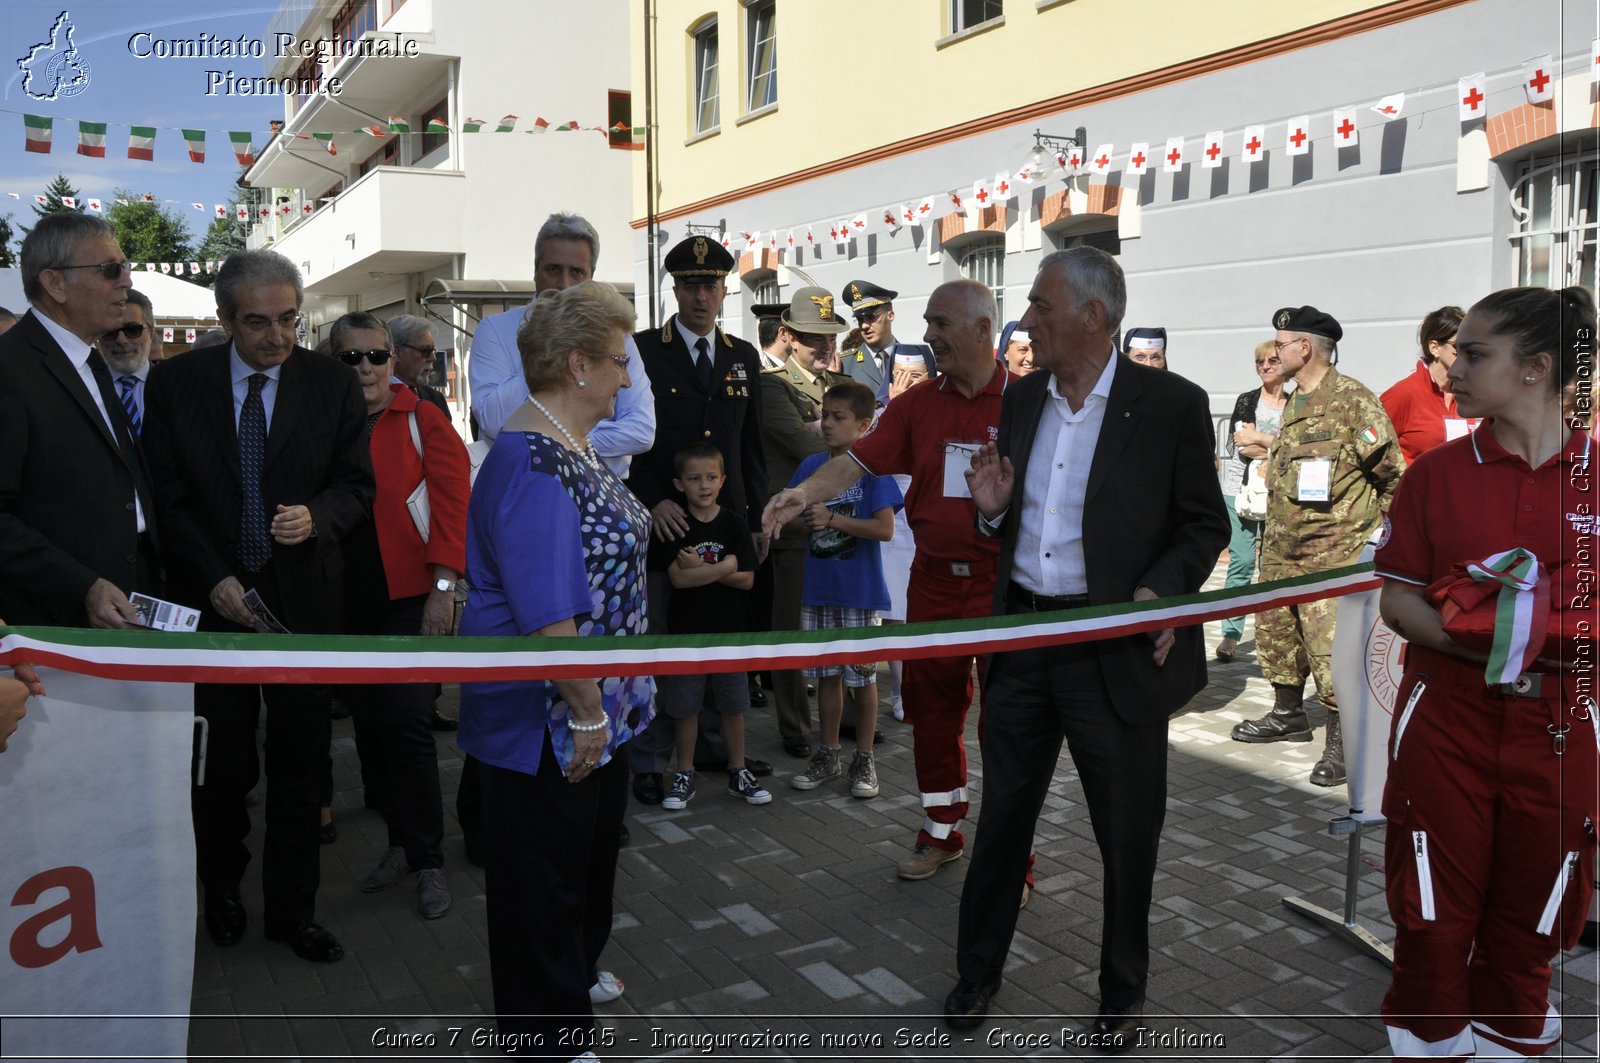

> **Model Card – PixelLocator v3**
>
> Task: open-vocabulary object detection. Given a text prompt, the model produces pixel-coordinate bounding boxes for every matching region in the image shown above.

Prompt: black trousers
[346,596,445,869]
[481,737,627,1060]
[957,637,1168,1009]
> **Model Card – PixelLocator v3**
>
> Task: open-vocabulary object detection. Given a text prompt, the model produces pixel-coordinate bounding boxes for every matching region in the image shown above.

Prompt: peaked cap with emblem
[665,234,734,278]
[782,286,849,335]
[843,279,897,313]
[751,302,788,320]
[1272,305,1343,344]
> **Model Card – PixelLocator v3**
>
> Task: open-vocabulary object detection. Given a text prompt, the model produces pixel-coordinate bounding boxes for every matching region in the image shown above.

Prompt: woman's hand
[420,588,454,637]
[566,717,610,783]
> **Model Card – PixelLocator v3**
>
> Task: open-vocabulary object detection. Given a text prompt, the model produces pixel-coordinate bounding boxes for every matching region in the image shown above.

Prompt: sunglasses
[338,349,391,366]
[102,322,148,341]
[55,260,132,280]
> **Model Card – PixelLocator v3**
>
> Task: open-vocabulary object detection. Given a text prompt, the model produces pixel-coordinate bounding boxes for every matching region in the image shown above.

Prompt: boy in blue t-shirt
[786,381,903,799]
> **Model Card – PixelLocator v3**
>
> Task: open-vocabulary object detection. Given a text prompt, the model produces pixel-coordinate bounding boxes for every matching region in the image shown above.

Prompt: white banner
[1331,549,1406,821]
[0,671,195,1061]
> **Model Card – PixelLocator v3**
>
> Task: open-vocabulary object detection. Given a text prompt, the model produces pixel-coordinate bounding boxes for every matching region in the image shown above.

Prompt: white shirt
[229,346,283,429]
[1010,353,1117,596]
[674,317,717,370]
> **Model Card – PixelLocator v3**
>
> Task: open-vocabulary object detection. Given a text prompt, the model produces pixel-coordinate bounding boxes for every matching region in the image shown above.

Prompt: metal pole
[643,0,659,328]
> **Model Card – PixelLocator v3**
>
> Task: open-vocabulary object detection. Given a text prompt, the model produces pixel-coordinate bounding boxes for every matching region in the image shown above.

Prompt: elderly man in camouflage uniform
[1230,306,1404,787]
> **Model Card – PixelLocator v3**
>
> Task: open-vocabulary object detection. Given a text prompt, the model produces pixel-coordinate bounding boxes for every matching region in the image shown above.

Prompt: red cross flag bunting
[1162,137,1184,173]
[720,232,732,250]
[971,178,991,207]
[1242,125,1265,163]
[1090,143,1114,175]
[785,230,796,249]
[882,207,899,228]
[916,197,936,223]
[900,203,915,225]
[948,188,964,211]
[1371,92,1405,120]
[767,231,780,251]
[1592,38,1600,84]
[1522,54,1553,103]
[214,204,227,218]
[1285,115,1311,157]
[1202,130,1224,169]
[1333,108,1359,148]
[804,225,815,244]
[1066,146,1083,172]
[236,205,249,221]
[1015,163,1036,186]
[850,214,868,233]
[743,230,761,252]
[1457,72,1487,122]
[1126,143,1149,176]
[993,172,1014,201]
[834,222,848,247]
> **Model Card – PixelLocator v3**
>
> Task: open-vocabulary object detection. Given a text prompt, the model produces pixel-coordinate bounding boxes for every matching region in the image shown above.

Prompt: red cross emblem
[1289,127,1307,148]
[1205,141,1221,161]
[1094,152,1109,169]
[975,186,989,204]
[1245,136,1261,156]
[1069,150,1082,168]
[1528,68,1550,94]
[1378,104,1397,115]
[917,202,931,215]
[951,192,963,209]
[883,210,895,225]
[996,179,1009,195]
[1166,147,1182,166]
[1462,86,1484,111]
[1130,151,1146,169]
[1336,118,1355,139]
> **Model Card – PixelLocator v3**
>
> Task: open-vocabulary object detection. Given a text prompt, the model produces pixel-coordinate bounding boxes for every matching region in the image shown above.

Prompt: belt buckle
[950,562,971,578]
[1501,672,1542,698]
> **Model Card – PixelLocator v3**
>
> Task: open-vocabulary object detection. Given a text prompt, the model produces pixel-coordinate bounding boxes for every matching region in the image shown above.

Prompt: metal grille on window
[752,278,779,305]
[961,240,1005,326]
[1512,146,1599,299]
[747,1,777,112]
[695,23,720,134]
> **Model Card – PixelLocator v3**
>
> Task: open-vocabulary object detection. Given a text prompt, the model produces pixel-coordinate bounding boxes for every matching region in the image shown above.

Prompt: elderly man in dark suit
[144,249,374,964]
[945,248,1229,1047]
[0,212,157,628]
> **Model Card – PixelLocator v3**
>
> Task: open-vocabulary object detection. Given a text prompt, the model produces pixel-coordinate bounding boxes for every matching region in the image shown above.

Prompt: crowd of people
[0,206,1592,1061]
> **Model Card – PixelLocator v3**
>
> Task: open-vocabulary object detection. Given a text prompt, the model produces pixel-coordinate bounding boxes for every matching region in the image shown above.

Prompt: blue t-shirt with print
[789,451,904,612]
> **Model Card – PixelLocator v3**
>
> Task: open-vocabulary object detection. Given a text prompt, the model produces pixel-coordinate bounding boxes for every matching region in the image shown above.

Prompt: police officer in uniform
[840,280,936,401]
[1231,306,1404,786]
[626,235,769,804]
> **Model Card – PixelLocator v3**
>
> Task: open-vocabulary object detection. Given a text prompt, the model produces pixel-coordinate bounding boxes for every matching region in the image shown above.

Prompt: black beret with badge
[665,235,735,278]
[1272,305,1343,344]
[843,279,897,314]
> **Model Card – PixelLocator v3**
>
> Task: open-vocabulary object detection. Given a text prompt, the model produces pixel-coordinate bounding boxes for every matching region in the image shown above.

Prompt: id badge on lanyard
[943,442,981,499]
[1296,458,1332,502]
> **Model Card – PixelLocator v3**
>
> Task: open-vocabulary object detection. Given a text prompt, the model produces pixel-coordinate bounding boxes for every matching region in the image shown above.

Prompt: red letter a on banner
[10,866,103,968]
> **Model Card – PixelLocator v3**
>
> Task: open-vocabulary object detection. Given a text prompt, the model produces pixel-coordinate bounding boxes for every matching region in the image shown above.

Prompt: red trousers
[1382,650,1597,1059]
[903,555,996,853]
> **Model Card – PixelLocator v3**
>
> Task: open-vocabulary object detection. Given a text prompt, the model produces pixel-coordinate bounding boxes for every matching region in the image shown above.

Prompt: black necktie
[238,374,271,573]
[695,336,713,392]
[86,350,133,452]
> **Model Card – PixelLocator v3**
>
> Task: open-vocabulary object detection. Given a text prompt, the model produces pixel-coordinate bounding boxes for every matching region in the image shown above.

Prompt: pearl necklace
[526,394,601,469]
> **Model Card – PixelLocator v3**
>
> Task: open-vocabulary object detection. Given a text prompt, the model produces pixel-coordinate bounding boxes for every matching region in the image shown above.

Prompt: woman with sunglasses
[332,311,470,921]
[1376,286,1597,1058]
[1381,305,1470,466]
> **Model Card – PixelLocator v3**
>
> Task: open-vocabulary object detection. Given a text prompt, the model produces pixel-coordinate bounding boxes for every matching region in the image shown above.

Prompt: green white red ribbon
[0,565,1378,685]
[1465,548,1548,685]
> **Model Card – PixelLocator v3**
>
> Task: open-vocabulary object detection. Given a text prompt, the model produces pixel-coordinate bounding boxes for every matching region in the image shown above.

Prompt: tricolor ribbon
[1464,548,1549,685]
[0,567,1378,685]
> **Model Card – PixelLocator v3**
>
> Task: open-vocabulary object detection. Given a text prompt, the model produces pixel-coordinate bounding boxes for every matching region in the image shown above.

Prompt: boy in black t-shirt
[649,444,771,809]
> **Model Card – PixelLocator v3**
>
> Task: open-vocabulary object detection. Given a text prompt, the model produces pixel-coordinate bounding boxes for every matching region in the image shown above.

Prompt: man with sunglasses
[101,289,156,436]
[840,280,936,403]
[143,249,374,966]
[0,212,158,629]
[1229,306,1404,789]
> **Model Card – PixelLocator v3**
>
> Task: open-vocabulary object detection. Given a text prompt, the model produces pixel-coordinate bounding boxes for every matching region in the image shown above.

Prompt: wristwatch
[433,578,454,593]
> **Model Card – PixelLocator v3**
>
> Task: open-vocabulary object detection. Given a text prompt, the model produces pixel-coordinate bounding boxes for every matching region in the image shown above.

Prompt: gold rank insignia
[693,237,709,264]
[810,293,834,319]
[849,283,862,303]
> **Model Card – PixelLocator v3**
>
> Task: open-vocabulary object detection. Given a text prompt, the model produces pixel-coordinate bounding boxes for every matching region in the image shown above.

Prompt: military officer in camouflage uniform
[1231,306,1404,787]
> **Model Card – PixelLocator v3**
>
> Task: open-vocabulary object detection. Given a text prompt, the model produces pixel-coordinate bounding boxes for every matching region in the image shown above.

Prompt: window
[418,97,448,159]
[960,237,1005,325]
[692,20,720,134]
[1512,144,1599,298]
[359,136,399,177]
[951,0,1002,33]
[750,276,778,305]
[608,90,641,151]
[746,1,776,112]
[333,0,378,43]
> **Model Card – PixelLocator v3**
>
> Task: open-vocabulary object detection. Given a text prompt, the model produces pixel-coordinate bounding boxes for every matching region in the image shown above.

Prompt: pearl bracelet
[568,715,609,733]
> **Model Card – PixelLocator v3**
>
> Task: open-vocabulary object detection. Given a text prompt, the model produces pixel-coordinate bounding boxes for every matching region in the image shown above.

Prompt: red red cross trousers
[1205,141,1221,161]
[1528,68,1551,95]
[1289,127,1308,148]
[1462,86,1484,111]
[1337,118,1356,140]
[1244,136,1262,156]
[1129,150,1147,169]
[1166,146,1182,167]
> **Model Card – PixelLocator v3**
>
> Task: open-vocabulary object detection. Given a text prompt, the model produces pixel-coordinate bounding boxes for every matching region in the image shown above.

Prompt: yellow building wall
[632,0,1402,219]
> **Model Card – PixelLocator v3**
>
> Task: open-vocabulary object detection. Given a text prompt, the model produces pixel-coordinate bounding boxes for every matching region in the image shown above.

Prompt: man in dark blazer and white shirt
[945,248,1229,1047]
[144,249,374,964]
[0,212,156,627]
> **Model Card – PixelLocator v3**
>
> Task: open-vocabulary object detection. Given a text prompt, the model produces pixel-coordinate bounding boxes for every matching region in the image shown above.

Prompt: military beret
[781,287,848,334]
[844,279,897,313]
[1272,305,1342,343]
[665,235,734,278]
[1122,326,1167,352]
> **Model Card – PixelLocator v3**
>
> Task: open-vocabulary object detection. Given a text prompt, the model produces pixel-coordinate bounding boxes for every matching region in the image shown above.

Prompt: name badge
[943,442,981,499]
[1444,417,1471,441]
[1296,457,1332,502]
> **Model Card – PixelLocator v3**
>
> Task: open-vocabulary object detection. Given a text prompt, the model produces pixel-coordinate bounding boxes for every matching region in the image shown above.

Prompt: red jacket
[370,384,469,599]
[1381,359,1472,467]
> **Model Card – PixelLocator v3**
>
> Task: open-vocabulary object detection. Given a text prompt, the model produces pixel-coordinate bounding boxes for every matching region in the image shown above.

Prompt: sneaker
[896,842,963,881]
[728,766,773,805]
[589,969,625,1004]
[890,696,905,722]
[847,751,879,799]
[415,868,451,919]
[789,746,842,790]
[661,771,696,810]
[361,845,409,893]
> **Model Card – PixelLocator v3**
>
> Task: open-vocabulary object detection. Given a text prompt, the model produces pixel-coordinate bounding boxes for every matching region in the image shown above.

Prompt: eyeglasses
[53,260,131,280]
[338,349,392,366]
[591,353,629,370]
[102,322,148,341]
[236,311,303,334]
[398,341,439,357]
[1273,338,1307,355]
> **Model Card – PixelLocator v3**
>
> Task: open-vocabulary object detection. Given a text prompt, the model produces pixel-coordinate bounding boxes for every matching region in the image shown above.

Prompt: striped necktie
[117,375,142,437]
[237,374,271,573]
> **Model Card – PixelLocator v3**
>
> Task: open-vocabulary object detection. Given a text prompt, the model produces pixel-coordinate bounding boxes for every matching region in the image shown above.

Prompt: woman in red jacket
[1381,305,1471,465]
[334,312,470,921]
[1375,287,1597,1058]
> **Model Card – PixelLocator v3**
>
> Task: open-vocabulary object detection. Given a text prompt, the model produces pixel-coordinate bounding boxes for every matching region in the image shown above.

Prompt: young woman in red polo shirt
[1374,286,1597,1059]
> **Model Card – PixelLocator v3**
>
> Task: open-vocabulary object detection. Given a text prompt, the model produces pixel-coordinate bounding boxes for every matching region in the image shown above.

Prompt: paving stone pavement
[188,564,1600,1061]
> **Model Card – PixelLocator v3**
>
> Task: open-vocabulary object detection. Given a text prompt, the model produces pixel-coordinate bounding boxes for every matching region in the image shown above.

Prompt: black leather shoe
[618,824,631,848]
[318,819,337,844]
[203,885,246,947]
[1090,999,1144,1054]
[744,757,772,778]
[429,709,458,731]
[782,736,813,758]
[748,678,767,706]
[632,772,665,805]
[943,976,1000,1030]
[264,919,345,963]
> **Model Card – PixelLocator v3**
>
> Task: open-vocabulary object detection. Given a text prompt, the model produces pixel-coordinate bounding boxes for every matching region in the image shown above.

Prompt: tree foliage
[30,174,84,220]
[0,215,15,268]
[106,188,194,266]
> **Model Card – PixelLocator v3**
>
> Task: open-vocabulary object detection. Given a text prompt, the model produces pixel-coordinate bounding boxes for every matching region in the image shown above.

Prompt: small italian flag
[360,124,386,137]
[229,131,255,166]
[1359,425,1380,446]
[529,117,549,134]
[311,131,337,155]
[387,116,410,133]
[128,126,156,161]
[76,122,107,157]
[495,114,518,132]
[24,114,52,154]
[182,129,205,163]
[462,117,486,132]
[426,117,449,134]
[552,120,580,132]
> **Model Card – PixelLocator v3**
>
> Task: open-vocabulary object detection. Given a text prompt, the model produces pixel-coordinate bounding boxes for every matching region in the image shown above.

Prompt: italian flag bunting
[311,131,337,154]
[496,114,519,132]
[387,115,410,133]
[462,117,486,132]
[24,114,52,154]
[528,117,549,134]
[182,129,205,163]
[128,125,156,160]
[426,117,449,134]
[360,124,386,137]
[229,131,255,165]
